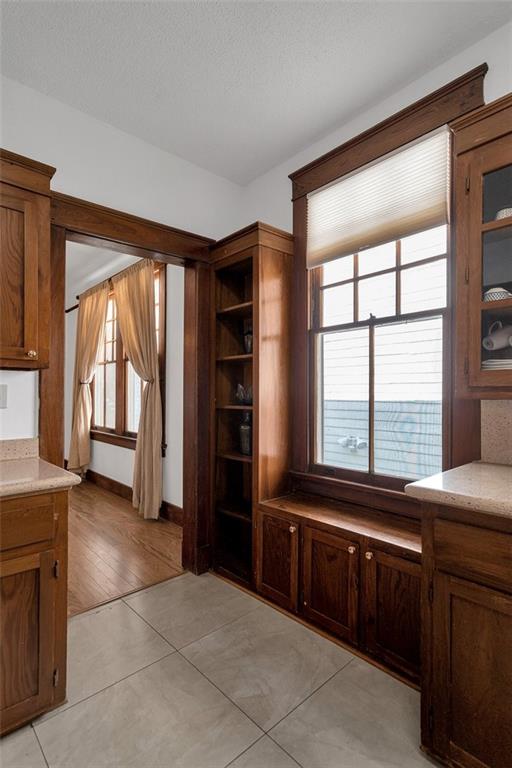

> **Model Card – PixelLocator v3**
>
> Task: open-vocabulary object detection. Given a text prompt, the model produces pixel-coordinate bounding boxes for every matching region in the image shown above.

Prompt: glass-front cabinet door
[467,135,512,389]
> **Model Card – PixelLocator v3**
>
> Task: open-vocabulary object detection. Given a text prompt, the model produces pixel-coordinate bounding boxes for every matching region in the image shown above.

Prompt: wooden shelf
[216,451,253,464]
[216,353,253,363]
[217,301,253,317]
[482,215,512,233]
[216,404,253,411]
[217,505,252,523]
[480,297,512,312]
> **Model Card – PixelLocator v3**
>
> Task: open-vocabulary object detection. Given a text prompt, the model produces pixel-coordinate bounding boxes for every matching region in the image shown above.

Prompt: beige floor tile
[34,653,262,768]
[270,657,433,768]
[229,736,299,767]
[182,603,353,730]
[40,599,173,722]
[125,572,260,648]
[0,726,46,768]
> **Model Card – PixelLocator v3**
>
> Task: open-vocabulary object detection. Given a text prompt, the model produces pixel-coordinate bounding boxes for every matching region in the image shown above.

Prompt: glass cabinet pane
[482,226,512,300]
[481,309,512,372]
[483,165,512,223]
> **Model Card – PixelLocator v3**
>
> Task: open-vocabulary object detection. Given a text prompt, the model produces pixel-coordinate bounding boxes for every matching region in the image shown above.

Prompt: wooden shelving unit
[210,222,293,585]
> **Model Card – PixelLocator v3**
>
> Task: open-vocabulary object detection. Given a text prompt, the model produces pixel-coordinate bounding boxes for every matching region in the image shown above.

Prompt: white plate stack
[482,358,512,370]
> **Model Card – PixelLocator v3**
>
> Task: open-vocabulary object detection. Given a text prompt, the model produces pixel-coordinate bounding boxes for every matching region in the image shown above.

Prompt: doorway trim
[40,193,214,573]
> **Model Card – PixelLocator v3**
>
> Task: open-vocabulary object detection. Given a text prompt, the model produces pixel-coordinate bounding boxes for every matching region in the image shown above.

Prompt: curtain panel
[68,281,110,473]
[113,259,162,520]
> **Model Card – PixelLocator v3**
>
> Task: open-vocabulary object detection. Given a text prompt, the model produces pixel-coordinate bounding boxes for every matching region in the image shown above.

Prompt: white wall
[240,22,512,232]
[0,370,38,439]
[64,264,184,507]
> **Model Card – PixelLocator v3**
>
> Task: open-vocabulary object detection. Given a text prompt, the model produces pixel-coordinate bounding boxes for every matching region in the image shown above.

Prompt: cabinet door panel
[256,509,298,611]
[433,574,512,767]
[0,550,55,734]
[303,527,358,643]
[0,190,39,361]
[365,549,421,681]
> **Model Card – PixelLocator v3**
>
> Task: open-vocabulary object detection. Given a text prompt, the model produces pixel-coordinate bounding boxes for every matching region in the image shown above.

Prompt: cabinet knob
[289,525,296,534]
[26,350,37,358]
[348,545,356,554]
[365,551,374,560]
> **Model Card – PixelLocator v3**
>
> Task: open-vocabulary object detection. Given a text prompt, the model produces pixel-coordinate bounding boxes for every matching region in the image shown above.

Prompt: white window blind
[306,128,450,269]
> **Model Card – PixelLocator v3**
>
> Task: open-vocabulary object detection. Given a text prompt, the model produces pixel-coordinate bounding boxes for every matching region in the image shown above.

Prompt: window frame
[90,262,167,454]
[309,231,451,492]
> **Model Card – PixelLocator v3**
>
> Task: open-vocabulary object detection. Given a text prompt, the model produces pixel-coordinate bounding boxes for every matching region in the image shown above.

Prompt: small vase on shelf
[239,412,252,456]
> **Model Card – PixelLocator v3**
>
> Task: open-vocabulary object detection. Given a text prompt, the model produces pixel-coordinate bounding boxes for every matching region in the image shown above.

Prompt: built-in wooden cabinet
[303,526,359,644]
[422,504,512,767]
[453,94,512,398]
[0,490,68,735]
[363,546,421,682]
[255,494,422,683]
[210,223,293,586]
[0,150,55,369]
[255,509,298,612]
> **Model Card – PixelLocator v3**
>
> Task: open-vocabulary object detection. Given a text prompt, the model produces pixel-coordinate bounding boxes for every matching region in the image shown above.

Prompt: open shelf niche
[210,223,293,586]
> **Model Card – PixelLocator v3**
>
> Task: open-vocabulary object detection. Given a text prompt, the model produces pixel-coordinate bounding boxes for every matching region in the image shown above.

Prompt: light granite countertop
[405,461,512,518]
[0,438,81,499]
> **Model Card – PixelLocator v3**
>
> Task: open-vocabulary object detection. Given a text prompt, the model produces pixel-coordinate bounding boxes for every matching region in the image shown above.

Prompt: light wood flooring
[68,481,183,617]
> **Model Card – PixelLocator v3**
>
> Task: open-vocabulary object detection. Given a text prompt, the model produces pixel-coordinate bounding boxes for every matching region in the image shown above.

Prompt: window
[313,224,447,483]
[91,263,166,450]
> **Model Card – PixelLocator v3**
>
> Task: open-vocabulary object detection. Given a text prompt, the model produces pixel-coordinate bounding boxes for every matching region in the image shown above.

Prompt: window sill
[289,469,420,519]
[90,429,136,451]
[90,429,167,457]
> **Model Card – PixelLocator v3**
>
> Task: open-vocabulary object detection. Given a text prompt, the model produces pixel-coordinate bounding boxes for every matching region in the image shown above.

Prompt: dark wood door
[302,526,359,644]
[255,508,298,611]
[0,549,56,735]
[432,573,512,768]
[0,184,42,365]
[364,548,421,682]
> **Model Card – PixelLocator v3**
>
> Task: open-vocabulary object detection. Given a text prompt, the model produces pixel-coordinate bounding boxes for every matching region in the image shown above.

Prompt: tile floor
[1,572,434,768]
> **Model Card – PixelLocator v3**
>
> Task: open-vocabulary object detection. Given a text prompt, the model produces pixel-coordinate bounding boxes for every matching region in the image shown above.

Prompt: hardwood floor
[68,481,183,617]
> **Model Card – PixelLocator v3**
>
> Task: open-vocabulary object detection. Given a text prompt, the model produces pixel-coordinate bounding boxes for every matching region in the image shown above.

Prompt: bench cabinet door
[302,526,359,644]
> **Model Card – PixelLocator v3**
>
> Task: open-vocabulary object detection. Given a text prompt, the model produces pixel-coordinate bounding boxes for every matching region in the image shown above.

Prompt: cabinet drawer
[0,495,56,552]
[434,519,512,592]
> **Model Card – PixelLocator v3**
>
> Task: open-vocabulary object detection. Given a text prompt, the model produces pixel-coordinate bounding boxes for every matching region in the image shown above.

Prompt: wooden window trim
[290,67,486,507]
[91,263,167,455]
[289,64,487,199]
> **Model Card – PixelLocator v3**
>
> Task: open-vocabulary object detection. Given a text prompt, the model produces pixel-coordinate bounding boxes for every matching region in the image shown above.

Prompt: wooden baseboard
[86,469,132,500]
[85,469,183,526]
[160,500,184,527]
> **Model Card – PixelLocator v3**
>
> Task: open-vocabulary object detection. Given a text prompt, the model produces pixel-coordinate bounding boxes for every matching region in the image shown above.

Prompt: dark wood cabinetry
[256,509,298,611]
[363,547,421,682]
[0,490,69,735]
[0,150,55,369]
[303,526,358,643]
[210,223,293,586]
[422,503,512,768]
[255,493,421,683]
[452,94,512,398]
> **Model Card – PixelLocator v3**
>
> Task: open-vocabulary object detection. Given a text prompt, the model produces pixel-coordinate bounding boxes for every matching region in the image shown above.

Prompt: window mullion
[396,239,401,316]
[368,322,375,475]
[115,313,125,436]
[353,253,359,323]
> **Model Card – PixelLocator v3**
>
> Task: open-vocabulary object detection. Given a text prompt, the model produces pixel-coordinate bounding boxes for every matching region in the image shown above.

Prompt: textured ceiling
[2,1,511,184]
[65,242,139,306]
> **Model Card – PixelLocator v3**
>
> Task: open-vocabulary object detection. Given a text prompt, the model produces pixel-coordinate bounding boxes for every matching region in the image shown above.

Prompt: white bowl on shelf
[495,207,512,220]
[483,286,512,302]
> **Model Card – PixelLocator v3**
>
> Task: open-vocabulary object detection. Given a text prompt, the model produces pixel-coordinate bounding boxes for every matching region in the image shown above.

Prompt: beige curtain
[113,260,162,520]
[68,281,110,473]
